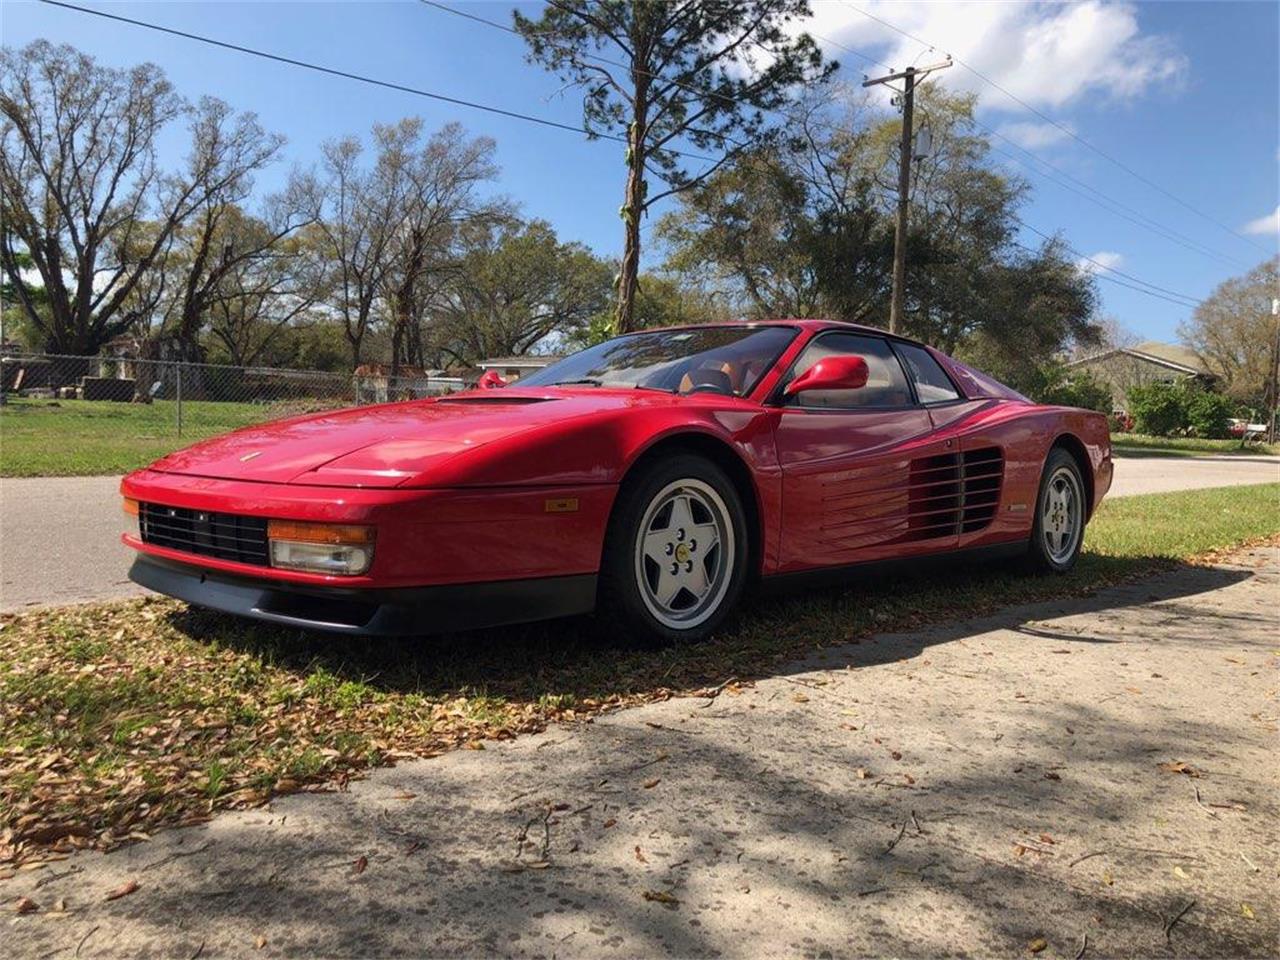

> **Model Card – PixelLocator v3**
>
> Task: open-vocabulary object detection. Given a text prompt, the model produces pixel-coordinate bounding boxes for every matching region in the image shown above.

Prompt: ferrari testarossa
[122,320,1113,643]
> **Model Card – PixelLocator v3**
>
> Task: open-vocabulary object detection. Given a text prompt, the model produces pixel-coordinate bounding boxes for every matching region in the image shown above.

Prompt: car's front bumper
[129,553,597,636]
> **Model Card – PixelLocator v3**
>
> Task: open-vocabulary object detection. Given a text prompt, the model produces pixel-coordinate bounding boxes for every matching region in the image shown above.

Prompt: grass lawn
[0,397,336,477]
[1112,432,1278,458]
[2,482,1278,868]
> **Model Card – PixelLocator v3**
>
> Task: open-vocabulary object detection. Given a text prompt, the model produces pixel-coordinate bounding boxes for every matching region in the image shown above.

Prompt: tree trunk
[614,80,650,336]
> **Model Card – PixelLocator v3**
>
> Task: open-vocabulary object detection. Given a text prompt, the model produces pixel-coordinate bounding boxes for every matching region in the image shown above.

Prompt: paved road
[6,546,1277,957]
[2,455,1277,612]
[0,474,143,611]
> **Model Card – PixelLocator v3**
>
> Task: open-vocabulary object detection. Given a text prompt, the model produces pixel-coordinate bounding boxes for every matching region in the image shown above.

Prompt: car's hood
[147,387,729,487]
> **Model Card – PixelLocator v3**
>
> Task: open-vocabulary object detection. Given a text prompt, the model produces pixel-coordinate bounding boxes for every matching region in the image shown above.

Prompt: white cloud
[1241,205,1279,235]
[996,120,1075,150]
[1076,250,1125,275]
[806,1,1187,114]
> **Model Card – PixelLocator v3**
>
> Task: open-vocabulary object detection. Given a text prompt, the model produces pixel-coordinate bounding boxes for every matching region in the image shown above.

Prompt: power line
[1010,239,1202,310]
[36,0,717,162]
[1013,219,1203,307]
[841,1,1272,256]
[978,123,1252,271]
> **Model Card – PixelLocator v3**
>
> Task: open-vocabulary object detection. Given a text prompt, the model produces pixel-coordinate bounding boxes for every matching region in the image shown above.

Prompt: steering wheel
[687,382,734,395]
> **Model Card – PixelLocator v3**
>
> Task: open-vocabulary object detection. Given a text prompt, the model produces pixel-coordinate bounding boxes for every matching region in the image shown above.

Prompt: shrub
[1030,364,1113,413]
[1127,381,1188,437]
[1185,390,1235,439]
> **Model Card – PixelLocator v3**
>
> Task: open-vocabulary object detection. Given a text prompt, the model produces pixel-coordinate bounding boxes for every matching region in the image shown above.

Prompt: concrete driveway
[1,454,1277,611]
[5,545,1277,957]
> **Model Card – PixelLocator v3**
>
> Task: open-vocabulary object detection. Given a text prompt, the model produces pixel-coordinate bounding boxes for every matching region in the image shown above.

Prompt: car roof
[628,318,932,349]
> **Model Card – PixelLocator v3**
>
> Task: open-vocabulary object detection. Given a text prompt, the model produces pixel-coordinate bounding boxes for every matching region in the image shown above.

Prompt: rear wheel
[1028,448,1086,573]
[599,454,748,644]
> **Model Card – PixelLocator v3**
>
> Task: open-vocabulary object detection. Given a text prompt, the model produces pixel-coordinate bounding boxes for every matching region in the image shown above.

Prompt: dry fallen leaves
[352,855,368,875]
[642,778,660,789]
[1159,761,1202,778]
[103,879,139,902]
[1028,938,1048,954]
[642,889,679,905]
[14,896,39,914]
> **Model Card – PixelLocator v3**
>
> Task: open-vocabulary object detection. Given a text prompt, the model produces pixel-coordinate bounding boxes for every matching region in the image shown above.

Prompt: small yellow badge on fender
[545,498,580,513]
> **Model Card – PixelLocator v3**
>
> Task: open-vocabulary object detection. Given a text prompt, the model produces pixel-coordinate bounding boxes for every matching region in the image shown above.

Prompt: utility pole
[864,57,951,335]
[1268,297,1279,444]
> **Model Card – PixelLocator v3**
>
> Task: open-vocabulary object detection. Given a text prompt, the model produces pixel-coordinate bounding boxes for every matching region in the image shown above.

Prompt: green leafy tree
[515,0,833,336]
[432,219,614,365]
[661,88,1099,383]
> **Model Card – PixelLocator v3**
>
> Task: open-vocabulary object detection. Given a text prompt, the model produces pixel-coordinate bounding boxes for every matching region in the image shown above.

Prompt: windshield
[519,325,797,397]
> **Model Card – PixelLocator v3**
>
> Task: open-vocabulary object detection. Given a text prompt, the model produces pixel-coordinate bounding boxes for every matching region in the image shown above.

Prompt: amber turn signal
[122,497,140,540]
[265,520,375,545]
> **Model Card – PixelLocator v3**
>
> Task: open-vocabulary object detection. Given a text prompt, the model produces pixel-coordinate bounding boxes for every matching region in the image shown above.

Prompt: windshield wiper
[548,378,604,387]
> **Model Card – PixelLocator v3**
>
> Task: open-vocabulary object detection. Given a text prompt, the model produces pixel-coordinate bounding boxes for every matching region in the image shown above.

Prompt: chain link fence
[0,352,469,477]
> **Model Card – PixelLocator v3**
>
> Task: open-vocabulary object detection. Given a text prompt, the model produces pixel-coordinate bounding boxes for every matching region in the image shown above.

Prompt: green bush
[1127,381,1188,437]
[1028,363,1113,413]
[1185,390,1235,439]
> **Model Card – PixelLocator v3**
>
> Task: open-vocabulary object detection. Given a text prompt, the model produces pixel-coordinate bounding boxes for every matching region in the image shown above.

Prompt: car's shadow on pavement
[162,552,1256,706]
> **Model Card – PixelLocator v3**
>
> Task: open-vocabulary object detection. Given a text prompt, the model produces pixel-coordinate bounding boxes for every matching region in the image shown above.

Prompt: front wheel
[599,454,748,644]
[1028,448,1086,573]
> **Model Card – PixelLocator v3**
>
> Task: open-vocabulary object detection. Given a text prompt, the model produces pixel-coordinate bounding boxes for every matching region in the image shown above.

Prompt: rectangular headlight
[123,497,140,540]
[266,521,375,576]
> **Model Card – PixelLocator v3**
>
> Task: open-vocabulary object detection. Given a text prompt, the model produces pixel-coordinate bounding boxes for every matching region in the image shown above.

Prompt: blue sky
[3,0,1277,344]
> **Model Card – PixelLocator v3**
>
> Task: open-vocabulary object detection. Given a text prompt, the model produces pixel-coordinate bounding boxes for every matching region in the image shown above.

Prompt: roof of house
[476,356,562,369]
[1067,340,1210,377]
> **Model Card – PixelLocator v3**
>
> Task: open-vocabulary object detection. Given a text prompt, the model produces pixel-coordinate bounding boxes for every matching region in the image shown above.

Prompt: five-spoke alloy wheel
[1029,448,1086,573]
[601,454,748,644]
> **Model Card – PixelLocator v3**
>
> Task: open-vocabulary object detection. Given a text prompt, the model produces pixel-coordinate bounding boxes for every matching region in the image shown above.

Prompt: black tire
[598,453,749,645]
[1027,447,1087,573]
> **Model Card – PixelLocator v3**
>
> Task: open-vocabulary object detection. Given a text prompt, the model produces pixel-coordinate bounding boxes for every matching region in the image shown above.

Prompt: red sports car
[121,321,1112,642]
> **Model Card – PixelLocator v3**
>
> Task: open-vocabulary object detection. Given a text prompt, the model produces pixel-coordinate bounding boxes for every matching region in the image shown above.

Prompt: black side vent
[961,447,1004,533]
[899,446,1003,541]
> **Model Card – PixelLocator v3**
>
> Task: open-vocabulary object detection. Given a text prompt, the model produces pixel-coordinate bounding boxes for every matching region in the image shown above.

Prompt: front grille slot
[140,502,270,567]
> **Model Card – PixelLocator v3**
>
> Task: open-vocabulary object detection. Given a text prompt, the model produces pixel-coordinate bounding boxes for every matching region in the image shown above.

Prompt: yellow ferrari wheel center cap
[675,543,691,563]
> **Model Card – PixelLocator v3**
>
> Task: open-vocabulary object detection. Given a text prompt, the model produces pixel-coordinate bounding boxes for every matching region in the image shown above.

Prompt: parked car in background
[120,320,1112,643]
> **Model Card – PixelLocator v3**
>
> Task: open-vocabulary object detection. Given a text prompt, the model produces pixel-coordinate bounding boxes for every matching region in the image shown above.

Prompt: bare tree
[1179,257,1279,406]
[313,122,421,367]
[0,42,285,354]
[382,122,503,376]
[205,215,327,367]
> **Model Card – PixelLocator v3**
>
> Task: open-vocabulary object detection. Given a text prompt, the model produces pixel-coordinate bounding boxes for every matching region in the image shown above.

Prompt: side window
[895,343,961,404]
[782,334,912,409]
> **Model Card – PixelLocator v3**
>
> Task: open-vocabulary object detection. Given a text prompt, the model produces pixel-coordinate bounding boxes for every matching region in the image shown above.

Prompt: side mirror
[784,355,869,397]
[477,369,507,390]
